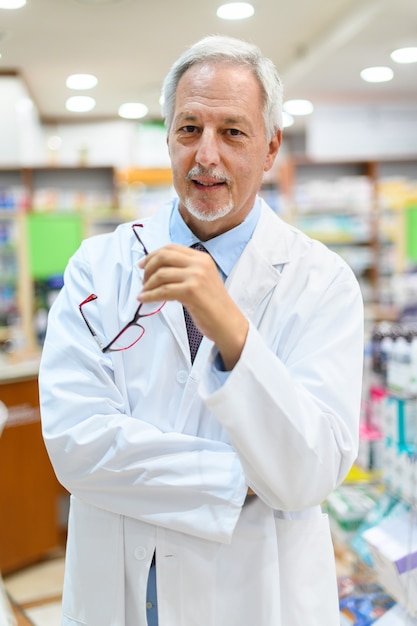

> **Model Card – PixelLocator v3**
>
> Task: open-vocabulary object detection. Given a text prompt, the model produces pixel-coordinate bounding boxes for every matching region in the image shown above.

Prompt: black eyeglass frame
[78,223,165,353]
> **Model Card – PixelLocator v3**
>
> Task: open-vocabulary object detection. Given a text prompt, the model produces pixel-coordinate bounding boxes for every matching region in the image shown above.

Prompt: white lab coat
[39,198,364,626]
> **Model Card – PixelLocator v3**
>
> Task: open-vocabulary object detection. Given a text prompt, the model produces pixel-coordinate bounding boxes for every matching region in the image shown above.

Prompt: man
[39,35,364,626]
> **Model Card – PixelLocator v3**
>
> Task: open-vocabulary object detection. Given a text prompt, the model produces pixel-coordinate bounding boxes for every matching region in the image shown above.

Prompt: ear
[264,130,282,173]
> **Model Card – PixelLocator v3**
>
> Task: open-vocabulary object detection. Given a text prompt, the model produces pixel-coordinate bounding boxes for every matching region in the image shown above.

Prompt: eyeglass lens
[108,323,145,351]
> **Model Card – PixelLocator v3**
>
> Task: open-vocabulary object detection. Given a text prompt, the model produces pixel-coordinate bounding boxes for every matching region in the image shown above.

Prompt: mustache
[186,166,231,185]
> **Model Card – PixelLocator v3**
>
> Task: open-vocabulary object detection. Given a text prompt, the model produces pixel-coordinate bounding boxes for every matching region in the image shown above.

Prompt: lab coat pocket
[275,514,339,626]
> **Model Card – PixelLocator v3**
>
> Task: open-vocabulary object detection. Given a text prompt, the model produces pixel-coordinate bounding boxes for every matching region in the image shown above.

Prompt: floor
[0,543,382,626]
[2,545,356,626]
[2,551,64,626]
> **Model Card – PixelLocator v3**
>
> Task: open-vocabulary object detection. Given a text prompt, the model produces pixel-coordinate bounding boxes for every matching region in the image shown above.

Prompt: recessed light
[283,99,314,116]
[391,47,417,64]
[360,66,394,83]
[66,74,98,90]
[216,2,254,20]
[118,102,148,119]
[0,0,26,8]
[66,96,96,112]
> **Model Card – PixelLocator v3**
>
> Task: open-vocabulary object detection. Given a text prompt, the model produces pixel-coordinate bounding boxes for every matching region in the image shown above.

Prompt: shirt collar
[169,197,261,279]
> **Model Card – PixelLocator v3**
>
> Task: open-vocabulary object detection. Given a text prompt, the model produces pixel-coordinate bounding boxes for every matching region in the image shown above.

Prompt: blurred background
[1,2,417,625]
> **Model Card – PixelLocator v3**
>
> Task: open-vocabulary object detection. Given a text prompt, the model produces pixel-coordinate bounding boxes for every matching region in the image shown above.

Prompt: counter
[0,358,65,573]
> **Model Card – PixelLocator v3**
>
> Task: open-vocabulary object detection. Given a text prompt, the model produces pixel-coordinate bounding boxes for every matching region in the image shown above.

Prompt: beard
[184,166,234,222]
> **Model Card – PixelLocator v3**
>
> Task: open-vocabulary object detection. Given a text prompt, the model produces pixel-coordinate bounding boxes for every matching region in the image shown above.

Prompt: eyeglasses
[79,223,165,353]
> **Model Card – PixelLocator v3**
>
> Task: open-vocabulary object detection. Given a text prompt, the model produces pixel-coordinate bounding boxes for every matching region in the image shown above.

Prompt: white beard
[183,196,234,222]
[184,166,234,222]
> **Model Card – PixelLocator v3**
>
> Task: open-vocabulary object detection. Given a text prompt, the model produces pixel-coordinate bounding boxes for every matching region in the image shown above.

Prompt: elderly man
[39,35,363,626]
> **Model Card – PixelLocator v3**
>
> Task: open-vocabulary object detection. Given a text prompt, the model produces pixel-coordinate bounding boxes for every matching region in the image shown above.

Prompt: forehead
[174,62,264,118]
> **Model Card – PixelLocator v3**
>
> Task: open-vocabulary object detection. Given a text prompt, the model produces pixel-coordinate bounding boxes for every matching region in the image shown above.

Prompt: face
[167,62,281,239]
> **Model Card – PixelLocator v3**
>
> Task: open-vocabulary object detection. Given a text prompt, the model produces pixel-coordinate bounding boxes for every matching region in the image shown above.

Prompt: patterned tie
[184,243,208,363]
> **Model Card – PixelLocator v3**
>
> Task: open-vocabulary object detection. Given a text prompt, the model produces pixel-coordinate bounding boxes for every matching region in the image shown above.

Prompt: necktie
[184,243,207,363]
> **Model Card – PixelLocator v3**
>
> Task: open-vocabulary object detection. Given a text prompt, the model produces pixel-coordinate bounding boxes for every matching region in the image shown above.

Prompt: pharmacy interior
[0,0,417,624]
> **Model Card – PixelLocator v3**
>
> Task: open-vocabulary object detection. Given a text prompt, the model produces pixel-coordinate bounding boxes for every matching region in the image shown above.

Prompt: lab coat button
[177,370,188,384]
[134,546,147,561]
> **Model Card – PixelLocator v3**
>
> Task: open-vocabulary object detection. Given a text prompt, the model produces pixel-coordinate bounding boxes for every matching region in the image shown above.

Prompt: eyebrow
[174,113,198,124]
[174,112,251,127]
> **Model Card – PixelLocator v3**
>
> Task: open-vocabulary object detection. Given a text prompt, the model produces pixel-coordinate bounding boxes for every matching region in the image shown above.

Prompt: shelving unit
[116,167,174,221]
[0,166,118,354]
[0,160,415,355]
[0,215,19,342]
[281,158,377,303]
[376,160,417,309]
[280,156,417,321]
[340,318,417,622]
[0,165,179,354]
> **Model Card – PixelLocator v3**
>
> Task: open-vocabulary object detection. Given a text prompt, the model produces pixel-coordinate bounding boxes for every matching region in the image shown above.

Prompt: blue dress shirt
[169,197,261,282]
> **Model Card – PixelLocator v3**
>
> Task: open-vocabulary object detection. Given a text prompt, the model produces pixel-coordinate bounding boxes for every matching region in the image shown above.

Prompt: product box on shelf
[381,434,417,503]
[350,494,405,567]
[338,576,395,625]
[373,602,417,625]
[362,511,417,617]
[357,423,384,472]
[326,484,380,543]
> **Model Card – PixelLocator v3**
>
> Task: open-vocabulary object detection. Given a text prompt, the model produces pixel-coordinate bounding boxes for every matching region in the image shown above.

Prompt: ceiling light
[0,0,26,7]
[283,99,314,116]
[282,112,294,128]
[66,73,98,90]
[216,2,254,20]
[391,47,417,64]
[66,96,96,112]
[360,66,394,83]
[118,102,148,119]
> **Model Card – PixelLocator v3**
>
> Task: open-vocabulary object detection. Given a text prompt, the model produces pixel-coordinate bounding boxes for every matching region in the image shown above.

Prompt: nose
[195,129,220,168]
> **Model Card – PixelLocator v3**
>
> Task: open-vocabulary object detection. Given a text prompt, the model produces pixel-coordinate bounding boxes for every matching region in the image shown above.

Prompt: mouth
[192,178,226,189]
[186,167,230,191]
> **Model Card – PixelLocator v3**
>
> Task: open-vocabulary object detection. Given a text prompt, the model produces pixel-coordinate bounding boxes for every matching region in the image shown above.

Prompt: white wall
[44,120,171,168]
[0,75,171,168]
[2,75,417,167]
[0,76,44,166]
[307,103,417,160]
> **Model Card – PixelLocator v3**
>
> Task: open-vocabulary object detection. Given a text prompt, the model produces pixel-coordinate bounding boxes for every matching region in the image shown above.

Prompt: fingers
[137,244,249,368]
[137,244,217,307]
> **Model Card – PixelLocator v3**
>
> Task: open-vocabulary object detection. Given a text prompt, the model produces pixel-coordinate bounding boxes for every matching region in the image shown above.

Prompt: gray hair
[161,35,283,141]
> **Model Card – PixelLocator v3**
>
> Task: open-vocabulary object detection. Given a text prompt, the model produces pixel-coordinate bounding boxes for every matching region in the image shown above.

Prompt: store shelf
[280,156,417,311]
[0,166,119,355]
[0,166,178,356]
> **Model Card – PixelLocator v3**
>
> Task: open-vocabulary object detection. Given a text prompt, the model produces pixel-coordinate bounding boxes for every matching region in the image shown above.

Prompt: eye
[227,128,244,136]
[180,125,197,133]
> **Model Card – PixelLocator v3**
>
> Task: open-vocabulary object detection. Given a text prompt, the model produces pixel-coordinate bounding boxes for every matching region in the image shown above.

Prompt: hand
[138,244,248,369]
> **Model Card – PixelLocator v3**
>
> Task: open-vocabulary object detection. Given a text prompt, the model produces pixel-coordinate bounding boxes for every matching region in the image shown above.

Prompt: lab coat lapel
[132,203,192,361]
[226,200,290,321]
[131,199,291,360]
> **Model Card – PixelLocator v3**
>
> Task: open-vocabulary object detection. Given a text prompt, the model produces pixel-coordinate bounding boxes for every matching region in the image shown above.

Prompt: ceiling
[0,0,416,133]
